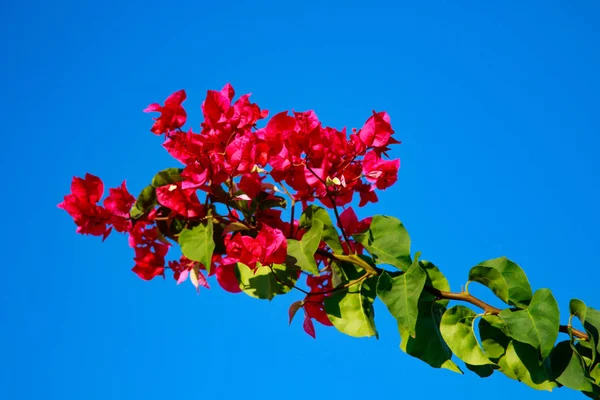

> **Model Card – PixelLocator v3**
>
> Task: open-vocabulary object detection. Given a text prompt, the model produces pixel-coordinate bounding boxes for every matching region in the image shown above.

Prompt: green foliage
[178,219,215,273]
[150,167,184,187]
[299,205,343,254]
[505,341,557,391]
[286,220,323,275]
[129,168,184,219]
[551,341,594,392]
[468,256,532,308]
[377,255,426,337]
[130,185,157,219]
[499,288,560,359]
[139,173,600,397]
[396,261,462,373]
[570,299,600,366]
[419,260,451,306]
[399,300,462,373]
[352,215,411,270]
[235,262,298,300]
[440,305,491,366]
[324,264,378,338]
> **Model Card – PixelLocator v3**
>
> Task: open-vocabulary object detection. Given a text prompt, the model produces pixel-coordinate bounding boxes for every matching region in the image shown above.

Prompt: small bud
[326,176,341,187]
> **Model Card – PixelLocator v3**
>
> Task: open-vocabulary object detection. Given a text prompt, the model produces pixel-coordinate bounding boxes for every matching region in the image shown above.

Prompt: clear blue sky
[1,1,599,399]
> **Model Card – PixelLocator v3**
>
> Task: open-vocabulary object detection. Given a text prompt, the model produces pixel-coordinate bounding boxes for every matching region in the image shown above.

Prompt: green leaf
[178,219,215,274]
[505,341,557,391]
[499,288,560,359]
[398,300,462,374]
[376,256,426,337]
[151,168,184,187]
[286,220,323,275]
[330,261,344,287]
[551,340,594,392]
[420,260,451,306]
[479,315,518,380]
[440,305,492,366]
[223,221,250,234]
[235,262,298,300]
[576,340,596,368]
[584,383,600,400]
[324,271,378,338]
[465,363,495,378]
[590,363,600,383]
[299,205,343,254]
[352,215,411,270]
[257,195,287,210]
[130,185,157,219]
[468,256,532,308]
[586,308,600,360]
[570,299,600,366]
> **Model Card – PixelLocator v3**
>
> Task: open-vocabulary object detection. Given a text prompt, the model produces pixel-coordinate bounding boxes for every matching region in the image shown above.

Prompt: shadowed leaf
[299,205,343,254]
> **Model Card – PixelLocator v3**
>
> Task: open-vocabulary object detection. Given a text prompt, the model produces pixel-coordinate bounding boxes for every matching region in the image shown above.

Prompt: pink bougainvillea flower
[223,224,287,268]
[202,83,235,127]
[132,246,166,280]
[215,263,242,293]
[357,111,399,149]
[162,129,202,165]
[362,150,400,190]
[155,183,205,218]
[144,90,187,135]
[339,207,372,235]
[181,163,209,190]
[238,172,263,199]
[255,224,288,265]
[58,174,112,239]
[303,274,334,329]
[103,181,135,232]
[103,181,135,218]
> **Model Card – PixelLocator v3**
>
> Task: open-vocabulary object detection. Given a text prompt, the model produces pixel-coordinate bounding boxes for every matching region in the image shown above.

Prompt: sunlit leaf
[468,256,532,308]
[377,256,426,337]
[440,305,491,366]
[352,215,411,270]
[499,288,560,359]
[179,219,215,274]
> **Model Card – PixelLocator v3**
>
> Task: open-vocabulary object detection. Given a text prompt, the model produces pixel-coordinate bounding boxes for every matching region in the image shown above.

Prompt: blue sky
[1,1,599,399]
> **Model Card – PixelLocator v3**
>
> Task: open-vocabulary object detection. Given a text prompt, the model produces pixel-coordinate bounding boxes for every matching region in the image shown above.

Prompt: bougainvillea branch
[60,84,600,398]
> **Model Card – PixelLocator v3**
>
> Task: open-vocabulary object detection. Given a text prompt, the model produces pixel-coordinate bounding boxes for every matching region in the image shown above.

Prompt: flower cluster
[59,84,401,337]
